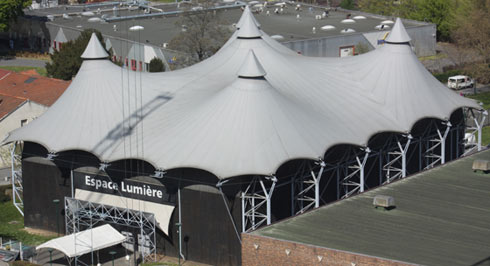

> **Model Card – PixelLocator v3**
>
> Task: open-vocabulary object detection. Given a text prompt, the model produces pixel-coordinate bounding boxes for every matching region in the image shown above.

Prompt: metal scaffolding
[64,197,156,264]
[241,175,277,233]
[423,121,451,169]
[383,135,412,184]
[291,160,326,215]
[464,109,488,155]
[10,141,23,216]
[340,147,371,198]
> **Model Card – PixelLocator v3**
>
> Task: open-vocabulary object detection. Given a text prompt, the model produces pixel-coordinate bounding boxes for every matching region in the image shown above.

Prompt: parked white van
[448,75,474,90]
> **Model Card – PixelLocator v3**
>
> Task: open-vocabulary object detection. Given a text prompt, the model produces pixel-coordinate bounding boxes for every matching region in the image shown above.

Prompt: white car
[448,75,474,90]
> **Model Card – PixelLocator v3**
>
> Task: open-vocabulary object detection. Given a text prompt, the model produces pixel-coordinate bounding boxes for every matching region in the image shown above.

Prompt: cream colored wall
[0,101,48,168]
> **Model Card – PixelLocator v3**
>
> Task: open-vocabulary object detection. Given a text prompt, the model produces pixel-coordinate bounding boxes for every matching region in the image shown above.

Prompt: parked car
[448,75,474,90]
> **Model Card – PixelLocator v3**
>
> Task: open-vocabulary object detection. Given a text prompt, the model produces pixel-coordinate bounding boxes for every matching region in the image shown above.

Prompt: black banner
[73,171,175,205]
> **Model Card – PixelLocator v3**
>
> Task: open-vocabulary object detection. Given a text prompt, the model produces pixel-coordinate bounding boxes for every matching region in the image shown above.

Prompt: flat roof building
[244,149,490,266]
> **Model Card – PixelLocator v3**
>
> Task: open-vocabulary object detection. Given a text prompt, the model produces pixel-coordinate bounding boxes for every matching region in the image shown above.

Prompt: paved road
[0,57,47,68]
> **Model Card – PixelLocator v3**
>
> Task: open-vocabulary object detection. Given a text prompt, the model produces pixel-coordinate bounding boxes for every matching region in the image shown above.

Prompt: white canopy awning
[36,224,126,258]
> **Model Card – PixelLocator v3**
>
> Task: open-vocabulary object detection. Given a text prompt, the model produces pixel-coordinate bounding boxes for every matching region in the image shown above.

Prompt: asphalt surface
[0,57,47,68]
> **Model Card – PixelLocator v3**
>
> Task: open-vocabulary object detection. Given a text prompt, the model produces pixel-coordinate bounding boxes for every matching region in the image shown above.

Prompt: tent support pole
[216,180,241,244]
[292,160,325,214]
[341,147,370,198]
[241,175,276,232]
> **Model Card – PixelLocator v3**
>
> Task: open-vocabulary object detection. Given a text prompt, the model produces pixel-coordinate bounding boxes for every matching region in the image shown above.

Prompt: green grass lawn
[467,91,490,110]
[0,66,47,77]
[0,187,54,246]
[480,126,490,147]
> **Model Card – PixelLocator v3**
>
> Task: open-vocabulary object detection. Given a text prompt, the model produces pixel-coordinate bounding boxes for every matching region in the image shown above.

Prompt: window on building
[53,41,57,49]
[131,60,137,71]
[139,61,142,71]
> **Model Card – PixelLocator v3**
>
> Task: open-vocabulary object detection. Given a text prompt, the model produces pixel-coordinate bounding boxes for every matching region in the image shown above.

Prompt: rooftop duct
[373,195,395,210]
[473,160,490,172]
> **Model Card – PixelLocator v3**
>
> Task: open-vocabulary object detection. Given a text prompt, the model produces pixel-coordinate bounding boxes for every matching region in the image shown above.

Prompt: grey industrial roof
[34,2,423,47]
[2,10,479,179]
[253,149,490,266]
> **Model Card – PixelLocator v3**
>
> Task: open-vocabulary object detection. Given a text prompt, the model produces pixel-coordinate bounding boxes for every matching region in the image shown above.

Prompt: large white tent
[2,9,480,179]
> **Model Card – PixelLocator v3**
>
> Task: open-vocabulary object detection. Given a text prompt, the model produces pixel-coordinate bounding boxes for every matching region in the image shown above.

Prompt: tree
[0,0,31,32]
[168,2,232,62]
[149,57,165,72]
[451,0,490,83]
[408,0,453,41]
[340,0,356,10]
[357,0,459,41]
[46,29,108,80]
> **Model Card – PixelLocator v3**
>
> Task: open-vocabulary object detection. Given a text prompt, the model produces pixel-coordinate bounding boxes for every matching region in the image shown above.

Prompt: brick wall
[242,234,414,266]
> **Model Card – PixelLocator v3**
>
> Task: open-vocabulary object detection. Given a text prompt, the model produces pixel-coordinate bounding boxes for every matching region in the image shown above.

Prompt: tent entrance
[64,197,157,264]
[37,224,126,266]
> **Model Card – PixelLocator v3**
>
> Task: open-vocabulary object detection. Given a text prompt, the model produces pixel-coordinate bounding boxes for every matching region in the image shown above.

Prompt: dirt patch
[23,227,57,237]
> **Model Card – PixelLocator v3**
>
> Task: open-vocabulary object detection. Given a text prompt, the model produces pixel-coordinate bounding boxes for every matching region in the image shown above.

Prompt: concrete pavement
[0,57,47,68]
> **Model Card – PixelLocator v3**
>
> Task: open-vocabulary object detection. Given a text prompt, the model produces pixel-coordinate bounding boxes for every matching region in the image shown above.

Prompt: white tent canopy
[36,224,126,258]
[2,12,481,179]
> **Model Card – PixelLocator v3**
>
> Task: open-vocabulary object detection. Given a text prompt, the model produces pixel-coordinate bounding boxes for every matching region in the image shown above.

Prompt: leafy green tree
[340,0,356,10]
[0,0,31,32]
[148,57,165,72]
[452,0,490,83]
[46,29,107,80]
[409,0,452,41]
[358,0,462,41]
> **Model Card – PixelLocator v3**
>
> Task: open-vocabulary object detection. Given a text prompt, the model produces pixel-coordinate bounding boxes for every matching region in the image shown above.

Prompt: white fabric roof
[81,33,109,59]
[3,14,481,179]
[385,18,411,43]
[36,224,126,258]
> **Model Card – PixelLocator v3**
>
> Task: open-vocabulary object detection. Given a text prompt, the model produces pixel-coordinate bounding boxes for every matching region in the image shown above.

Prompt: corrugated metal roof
[253,149,490,266]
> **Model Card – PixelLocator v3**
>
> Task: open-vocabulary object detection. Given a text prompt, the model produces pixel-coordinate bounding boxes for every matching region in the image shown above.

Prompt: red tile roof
[0,69,69,120]
[0,94,26,121]
[0,70,69,107]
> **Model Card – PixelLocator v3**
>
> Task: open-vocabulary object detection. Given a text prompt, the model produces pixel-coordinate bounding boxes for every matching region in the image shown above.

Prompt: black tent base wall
[21,156,242,266]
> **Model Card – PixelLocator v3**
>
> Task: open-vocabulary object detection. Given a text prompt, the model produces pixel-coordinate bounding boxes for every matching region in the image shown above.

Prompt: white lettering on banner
[120,182,163,199]
[84,175,163,199]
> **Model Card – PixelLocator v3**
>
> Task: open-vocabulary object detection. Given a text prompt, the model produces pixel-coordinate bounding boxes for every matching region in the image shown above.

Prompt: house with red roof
[0,69,69,168]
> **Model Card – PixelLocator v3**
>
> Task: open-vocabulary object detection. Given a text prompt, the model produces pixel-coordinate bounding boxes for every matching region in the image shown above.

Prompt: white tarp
[3,10,481,179]
[75,189,175,235]
[36,224,125,258]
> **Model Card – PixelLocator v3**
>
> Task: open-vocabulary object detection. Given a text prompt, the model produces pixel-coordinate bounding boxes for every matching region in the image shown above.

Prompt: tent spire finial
[385,18,411,44]
[237,50,266,78]
[81,32,109,59]
[236,5,261,29]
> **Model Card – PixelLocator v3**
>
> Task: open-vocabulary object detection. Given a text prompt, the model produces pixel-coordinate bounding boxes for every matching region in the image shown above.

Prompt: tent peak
[237,7,262,39]
[236,5,261,29]
[81,33,109,59]
[237,50,266,78]
[385,18,411,44]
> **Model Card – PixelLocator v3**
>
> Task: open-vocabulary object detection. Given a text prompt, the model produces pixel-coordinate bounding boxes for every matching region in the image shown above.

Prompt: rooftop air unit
[373,195,395,210]
[472,160,490,172]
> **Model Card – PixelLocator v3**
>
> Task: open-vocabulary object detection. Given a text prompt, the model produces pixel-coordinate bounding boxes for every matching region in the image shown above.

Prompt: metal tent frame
[10,141,23,216]
[64,197,156,265]
[241,175,277,233]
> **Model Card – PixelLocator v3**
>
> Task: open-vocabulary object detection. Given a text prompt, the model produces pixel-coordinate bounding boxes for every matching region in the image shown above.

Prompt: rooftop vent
[373,195,395,210]
[472,160,490,172]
